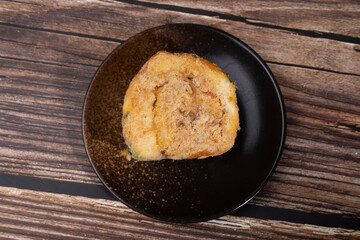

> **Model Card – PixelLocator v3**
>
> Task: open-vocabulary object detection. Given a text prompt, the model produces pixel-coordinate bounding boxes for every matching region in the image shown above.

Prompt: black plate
[83,24,286,222]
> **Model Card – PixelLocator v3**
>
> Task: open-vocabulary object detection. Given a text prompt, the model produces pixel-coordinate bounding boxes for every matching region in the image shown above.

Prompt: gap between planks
[0,186,359,239]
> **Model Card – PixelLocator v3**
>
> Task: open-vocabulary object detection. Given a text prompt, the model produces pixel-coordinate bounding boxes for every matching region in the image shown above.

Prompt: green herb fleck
[153,98,157,108]
[221,69,234,84]
[124,111,130,119]
[142,114,146,118]
[192,53,199,58]
[127,146,142,160]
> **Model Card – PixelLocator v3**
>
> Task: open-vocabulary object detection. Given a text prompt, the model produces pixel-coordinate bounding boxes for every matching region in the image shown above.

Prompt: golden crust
[122,51,239,160]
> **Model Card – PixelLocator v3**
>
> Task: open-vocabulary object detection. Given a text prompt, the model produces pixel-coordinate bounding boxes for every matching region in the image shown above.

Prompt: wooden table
[0,0,359,239]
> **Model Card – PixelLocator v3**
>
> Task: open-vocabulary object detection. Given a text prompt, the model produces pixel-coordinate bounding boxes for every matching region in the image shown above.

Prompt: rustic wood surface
[0,0,359,239]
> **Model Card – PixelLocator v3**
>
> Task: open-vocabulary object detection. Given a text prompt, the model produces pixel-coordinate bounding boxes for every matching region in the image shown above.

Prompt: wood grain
[141,0,360,38]
[0,0,359,229]
[1,57,359,216]
[0,0,359,75]
[0,187,358,239]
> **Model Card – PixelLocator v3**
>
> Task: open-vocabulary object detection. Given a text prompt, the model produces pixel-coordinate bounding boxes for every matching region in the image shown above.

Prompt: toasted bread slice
[122,51,239,160]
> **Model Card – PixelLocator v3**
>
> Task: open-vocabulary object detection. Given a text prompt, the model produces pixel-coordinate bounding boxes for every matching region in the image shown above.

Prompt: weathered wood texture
[0,187,358,240]
[141,0,360,38]
[0,0,359,234]
[1,0,359,75]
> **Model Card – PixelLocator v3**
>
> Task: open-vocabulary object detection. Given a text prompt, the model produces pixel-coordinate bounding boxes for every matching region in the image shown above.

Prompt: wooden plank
[0,56,100,184]
[140,0,360,38]
[0,64,359,218]
[1,24,359,113]
[0,187,358,239]
[0,0,359,75]
[0,23,115,67]
[0,0,359,218]
[0,32,359,216]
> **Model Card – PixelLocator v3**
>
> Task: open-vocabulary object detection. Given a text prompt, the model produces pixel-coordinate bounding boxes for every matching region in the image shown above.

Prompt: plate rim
[82,23,287,223]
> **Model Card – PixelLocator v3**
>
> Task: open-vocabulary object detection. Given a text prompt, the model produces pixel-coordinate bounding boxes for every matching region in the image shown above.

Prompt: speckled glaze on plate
[82,24,286,223]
